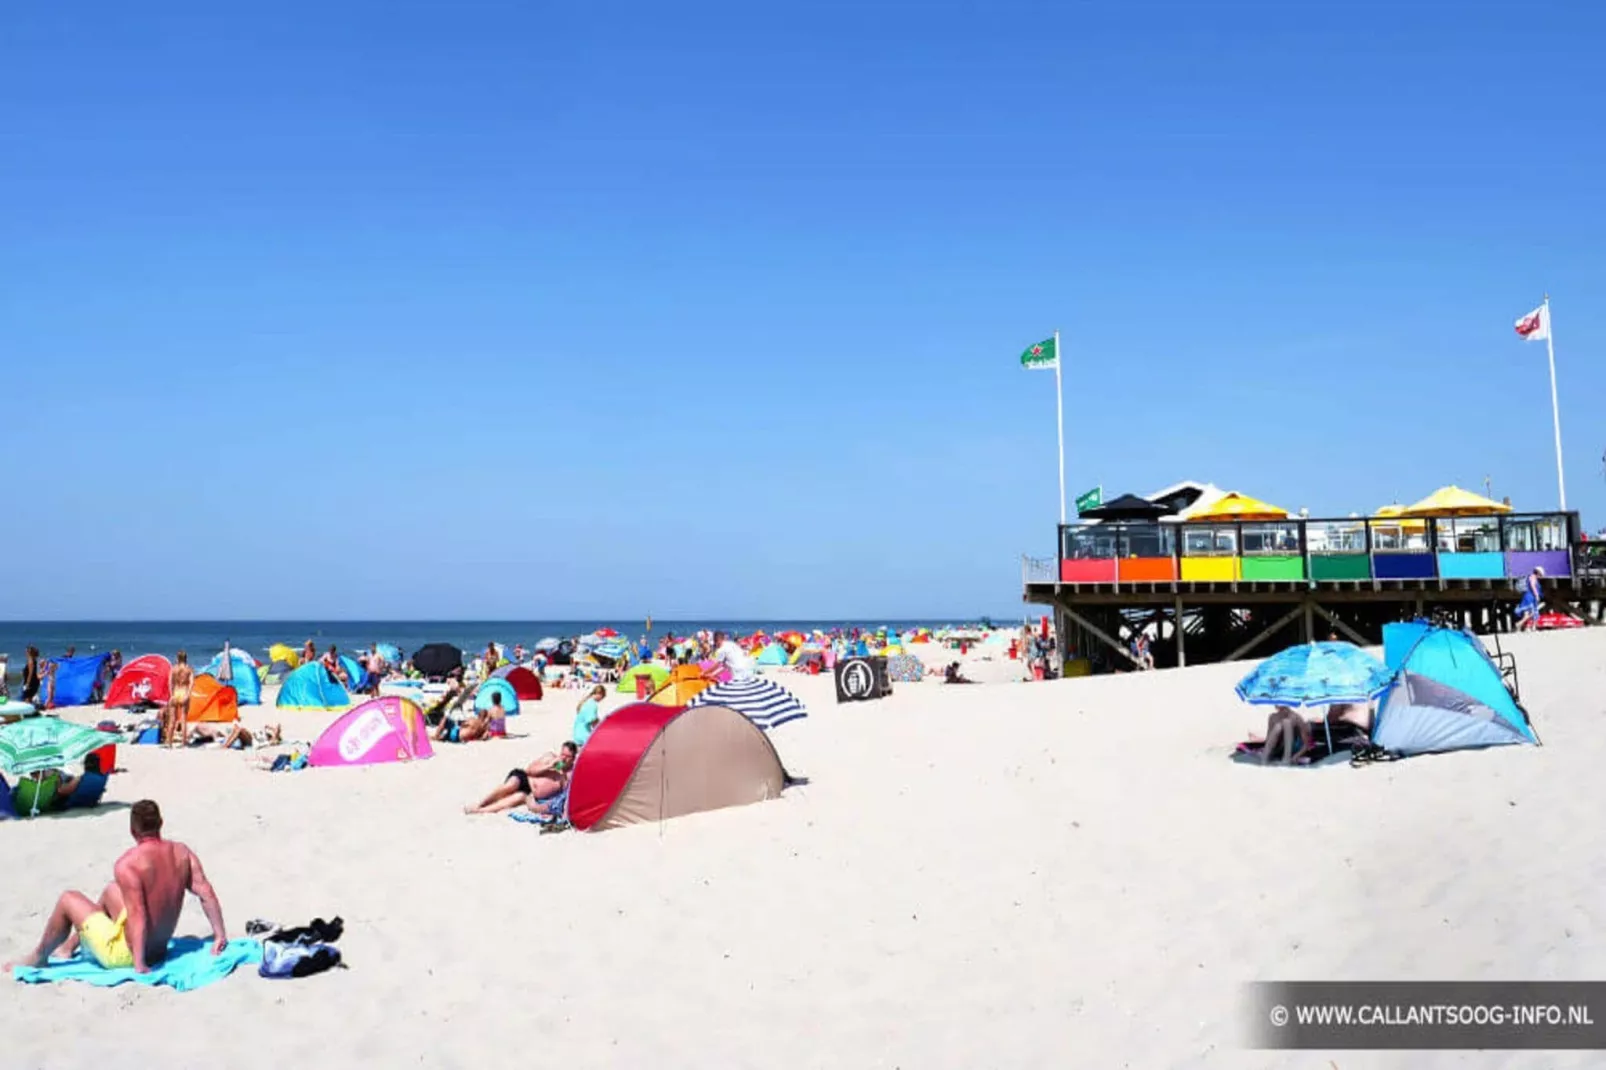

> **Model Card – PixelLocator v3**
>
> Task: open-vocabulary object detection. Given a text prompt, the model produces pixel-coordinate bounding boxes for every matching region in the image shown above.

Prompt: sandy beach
[3,630,1603,1069]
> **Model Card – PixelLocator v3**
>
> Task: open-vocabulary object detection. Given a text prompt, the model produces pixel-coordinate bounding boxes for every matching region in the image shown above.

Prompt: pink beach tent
[309,696,434,768]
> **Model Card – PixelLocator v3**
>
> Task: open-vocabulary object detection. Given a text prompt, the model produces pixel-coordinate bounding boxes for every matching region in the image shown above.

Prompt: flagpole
[1544,295,1567,510]
[1054,329,1066,523]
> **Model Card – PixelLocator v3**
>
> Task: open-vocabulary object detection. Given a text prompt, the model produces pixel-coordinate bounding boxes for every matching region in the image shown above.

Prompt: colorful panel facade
[1372,553,1437,580]
[1179,557,1239,582]
[1061,559,1117,584]
[1436,552,1506,580]
[1239,556,1305,581]
[1309,554,1371,581]
[1117,558,1177,583]
[1506,549,1571,579]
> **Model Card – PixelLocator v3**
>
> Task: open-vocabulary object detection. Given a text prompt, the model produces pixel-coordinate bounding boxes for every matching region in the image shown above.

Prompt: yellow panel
[1180,557,1239,582]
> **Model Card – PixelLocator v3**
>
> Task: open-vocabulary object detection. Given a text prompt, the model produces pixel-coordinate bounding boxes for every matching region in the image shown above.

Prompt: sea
[0,619,1000,679]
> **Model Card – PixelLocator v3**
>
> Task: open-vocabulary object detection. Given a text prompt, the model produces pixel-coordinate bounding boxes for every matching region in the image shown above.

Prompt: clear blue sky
[4,1,1601,620]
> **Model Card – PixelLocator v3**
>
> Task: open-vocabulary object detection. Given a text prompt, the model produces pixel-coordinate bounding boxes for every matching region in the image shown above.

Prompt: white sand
[3,631,1604,1069]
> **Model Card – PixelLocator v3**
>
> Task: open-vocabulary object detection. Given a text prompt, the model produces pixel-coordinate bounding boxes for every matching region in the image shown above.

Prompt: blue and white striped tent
[687,677,807,730]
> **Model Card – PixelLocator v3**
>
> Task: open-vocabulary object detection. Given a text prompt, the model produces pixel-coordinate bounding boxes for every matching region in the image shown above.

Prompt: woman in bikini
[463,742,578,814]
[163,651,194,747]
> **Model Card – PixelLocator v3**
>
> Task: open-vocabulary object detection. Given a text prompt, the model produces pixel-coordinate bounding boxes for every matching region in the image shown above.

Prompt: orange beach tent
[186,674,240,724]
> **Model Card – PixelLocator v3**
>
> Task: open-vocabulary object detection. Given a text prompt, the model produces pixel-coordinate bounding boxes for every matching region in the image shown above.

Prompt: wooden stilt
[1225,604,1305,662]
[1058,603,1141,668]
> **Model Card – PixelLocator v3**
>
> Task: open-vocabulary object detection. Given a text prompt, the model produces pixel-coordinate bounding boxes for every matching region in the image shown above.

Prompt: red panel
[1118,557,1177,582]
[1060,558,1117,583]
[566,702,681,831]
[105,654,174,708]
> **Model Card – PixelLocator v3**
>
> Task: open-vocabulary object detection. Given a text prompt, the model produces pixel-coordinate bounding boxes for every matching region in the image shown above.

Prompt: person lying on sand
[188,723,283,750]
[464,743,578,814]
[5,800,227,974]
[434,704,495,744]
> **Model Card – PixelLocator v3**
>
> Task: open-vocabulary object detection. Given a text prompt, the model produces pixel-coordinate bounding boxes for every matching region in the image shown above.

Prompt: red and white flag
[1515,304,1550,342]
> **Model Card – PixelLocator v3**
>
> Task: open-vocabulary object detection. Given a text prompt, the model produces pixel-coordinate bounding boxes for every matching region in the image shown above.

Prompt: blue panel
[1435,552,1506,580]
[1372,553,1437,580]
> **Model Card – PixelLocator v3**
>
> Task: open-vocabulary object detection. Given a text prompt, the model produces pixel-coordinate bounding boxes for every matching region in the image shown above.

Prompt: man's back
[115,839,195,957]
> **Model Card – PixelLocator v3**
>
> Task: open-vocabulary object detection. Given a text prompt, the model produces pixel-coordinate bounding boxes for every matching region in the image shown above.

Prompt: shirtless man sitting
[6,800,227,973]
[464,742,577,814]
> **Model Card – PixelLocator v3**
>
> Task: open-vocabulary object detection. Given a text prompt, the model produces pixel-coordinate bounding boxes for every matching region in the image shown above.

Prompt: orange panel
[1117,557,1177,583]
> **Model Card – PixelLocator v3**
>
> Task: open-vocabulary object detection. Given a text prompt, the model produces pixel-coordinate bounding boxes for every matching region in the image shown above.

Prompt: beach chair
[12,771,61,817]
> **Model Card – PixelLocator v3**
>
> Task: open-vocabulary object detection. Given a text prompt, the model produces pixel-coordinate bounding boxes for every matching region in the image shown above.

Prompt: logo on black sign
[838,658,875,700]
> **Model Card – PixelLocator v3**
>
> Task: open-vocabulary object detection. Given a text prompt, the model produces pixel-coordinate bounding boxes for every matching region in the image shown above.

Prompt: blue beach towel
[12,937,262,991]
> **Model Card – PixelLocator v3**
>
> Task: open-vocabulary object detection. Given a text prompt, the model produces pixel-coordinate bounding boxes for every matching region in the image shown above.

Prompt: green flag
[1020,336,1057,370]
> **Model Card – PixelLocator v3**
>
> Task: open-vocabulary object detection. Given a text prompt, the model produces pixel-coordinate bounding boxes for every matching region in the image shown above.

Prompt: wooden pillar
[1175,596,1186,667]
[1302,599,1314,643]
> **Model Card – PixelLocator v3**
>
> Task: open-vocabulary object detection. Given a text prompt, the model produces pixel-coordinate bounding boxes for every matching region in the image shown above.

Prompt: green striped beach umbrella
[0,718,118,777]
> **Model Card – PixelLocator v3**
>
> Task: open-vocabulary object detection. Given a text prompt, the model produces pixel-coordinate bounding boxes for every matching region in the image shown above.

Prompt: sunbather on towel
[6,800,228,974]
[189,723,283,750]
[464,742,577,814]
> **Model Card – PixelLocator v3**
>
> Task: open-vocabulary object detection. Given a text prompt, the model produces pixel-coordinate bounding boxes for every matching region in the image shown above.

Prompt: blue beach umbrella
[1235,641,1393,708]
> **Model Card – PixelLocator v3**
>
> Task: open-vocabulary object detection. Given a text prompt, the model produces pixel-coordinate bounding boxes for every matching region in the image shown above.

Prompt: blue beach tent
[202,650,261,705]
[339,654,368,694]
[755,643,790,667]
[276,663,350,711]
[473,678,520,718]
[47,654,110,707]
[1373,624,1537,756]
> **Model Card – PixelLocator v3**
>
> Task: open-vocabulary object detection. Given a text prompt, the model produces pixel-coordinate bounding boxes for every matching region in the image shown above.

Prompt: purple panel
[1372,553,1437,580]
[1506,549,1571,579]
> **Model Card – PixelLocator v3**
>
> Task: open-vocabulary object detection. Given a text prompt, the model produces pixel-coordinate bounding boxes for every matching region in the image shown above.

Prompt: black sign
[835,656,890,703]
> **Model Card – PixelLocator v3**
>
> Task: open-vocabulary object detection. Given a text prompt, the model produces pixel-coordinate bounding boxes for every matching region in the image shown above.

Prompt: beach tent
[375,643,402,666]
[339,654,368,693]
[651,664,713,707]
[473,678,520,718]
[104,654,172,709]
[202,651,261,705]
[755,643,790,667]
[44,654,110,708]
[186,675,240,724]
[492,664,544,700]
[276,662,351,711]
[565,702,788,832]
[886,654,926,682]
[1373,623,1537,756]
[268,644,302,670]
[616,663,669,696]
[309,697,433,767]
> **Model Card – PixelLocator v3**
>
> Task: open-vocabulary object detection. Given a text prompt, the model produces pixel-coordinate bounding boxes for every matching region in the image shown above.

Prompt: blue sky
[4,1,1602,620]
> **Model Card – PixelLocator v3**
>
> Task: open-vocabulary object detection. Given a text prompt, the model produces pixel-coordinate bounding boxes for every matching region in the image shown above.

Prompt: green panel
[1241,555,1306,581]
[1309,554,1371,581]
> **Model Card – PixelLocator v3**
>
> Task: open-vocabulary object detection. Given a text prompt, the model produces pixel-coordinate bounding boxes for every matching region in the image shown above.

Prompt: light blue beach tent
[276,663,350,711]
[473,678,520,718]
[1373,624,1537,756]
[755,644,789,667]
[339,654,368,694]
[202,650,261,705]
